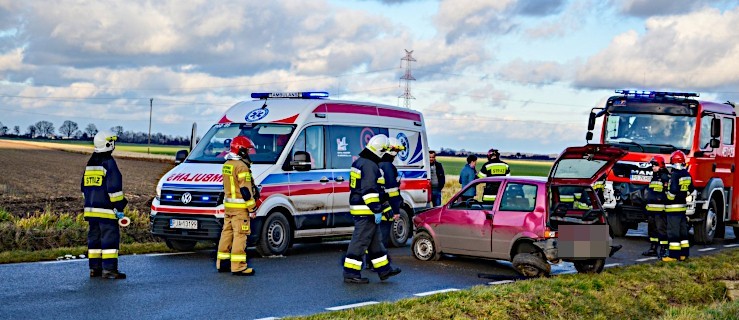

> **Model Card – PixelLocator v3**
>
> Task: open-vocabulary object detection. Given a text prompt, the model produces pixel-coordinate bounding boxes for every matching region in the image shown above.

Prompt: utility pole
[399,49,416,109]
[148,98,153,154]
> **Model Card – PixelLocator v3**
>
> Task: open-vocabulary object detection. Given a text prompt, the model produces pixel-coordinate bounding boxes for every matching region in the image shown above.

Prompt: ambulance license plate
[630,175,651,182]
[170,219,198,229]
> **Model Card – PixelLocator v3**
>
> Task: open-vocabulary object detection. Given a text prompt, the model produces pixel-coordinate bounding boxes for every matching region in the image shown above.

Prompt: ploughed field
[0,140,173,217]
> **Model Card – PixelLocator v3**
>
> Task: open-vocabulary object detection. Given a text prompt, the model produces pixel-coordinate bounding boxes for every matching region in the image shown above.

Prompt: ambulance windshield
[187,123,296,164]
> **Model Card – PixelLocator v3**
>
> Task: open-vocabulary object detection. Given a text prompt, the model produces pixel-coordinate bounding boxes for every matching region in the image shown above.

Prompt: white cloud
[614,0,733,17]
[575,7,739,90]
[434,0,517,43]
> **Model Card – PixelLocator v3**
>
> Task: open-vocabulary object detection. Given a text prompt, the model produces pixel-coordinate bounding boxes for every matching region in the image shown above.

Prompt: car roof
[474,176,548,184]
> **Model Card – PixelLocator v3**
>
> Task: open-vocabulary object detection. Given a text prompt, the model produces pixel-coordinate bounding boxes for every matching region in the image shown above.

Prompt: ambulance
[150,92,431,256]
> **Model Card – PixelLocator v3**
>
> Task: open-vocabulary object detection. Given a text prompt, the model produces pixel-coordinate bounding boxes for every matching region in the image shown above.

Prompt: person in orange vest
[216,136,259,275]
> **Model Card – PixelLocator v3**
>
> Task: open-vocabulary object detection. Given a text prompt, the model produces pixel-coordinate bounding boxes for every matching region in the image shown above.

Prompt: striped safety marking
[413,288,459,297]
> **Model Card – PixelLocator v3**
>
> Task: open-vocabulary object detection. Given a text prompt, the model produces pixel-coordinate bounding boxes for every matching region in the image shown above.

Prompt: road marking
[144,252,195,257]
[604,263,621,268]
[698,247,716,252]
[40,259,86,264]
[635,257,658,262]
[326,301,379,311]
[414,288,460,296]
[254,317,280,320]
[724,244,739,248]
[488,280,514,285]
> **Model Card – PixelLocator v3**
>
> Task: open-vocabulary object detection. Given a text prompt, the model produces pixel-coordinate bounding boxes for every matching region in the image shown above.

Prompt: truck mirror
[586,131,593,141]
[290,151,312,171]
[710,138,720,149]
[587,112,596,131]
[175,150,188,164]
[711,117,721,138]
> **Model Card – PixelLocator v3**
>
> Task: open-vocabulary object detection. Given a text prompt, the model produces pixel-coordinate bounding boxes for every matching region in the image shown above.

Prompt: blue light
[251,91,329,99]
[616,89,698,98]
[165,195,173,199]
[202,196,210,201]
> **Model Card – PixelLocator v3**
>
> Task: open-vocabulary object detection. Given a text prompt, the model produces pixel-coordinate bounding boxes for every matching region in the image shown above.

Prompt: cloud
[575,7,739,90]
[613,0,734,17]
[496,59,569,86]
[434,0,517,43]
[514,0,567,16]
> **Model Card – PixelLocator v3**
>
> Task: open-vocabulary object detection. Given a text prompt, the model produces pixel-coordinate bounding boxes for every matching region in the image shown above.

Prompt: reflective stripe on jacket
[81,152,125,219]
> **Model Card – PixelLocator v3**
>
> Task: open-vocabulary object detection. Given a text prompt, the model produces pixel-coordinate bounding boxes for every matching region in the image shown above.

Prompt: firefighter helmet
[670,150,686,164]
[366,134,389,158]
[487,148,499,160]
[387,137,406,156]
[93,130,117,153]
[650,155,666,169]
[230,136,255,158]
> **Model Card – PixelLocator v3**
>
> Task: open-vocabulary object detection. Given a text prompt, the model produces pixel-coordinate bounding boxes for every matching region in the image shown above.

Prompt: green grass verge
[438,156,552,177]
[296,249,739,320]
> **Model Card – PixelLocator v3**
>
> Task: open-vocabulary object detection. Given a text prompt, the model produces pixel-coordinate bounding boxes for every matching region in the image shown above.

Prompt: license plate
[630,174,651,182]
[170,219,198,229]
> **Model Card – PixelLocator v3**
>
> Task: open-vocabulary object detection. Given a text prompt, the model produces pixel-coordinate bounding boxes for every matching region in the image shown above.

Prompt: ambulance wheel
[165,239,196,252]
[412,231,440,261]
[693,198,718,244]
[389,208,410,247]
[574,258,605,274]
[256,212,292,257]
[512,253,550,278]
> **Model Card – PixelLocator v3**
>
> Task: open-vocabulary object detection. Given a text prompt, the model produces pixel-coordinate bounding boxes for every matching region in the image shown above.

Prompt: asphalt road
[1,225,736,320]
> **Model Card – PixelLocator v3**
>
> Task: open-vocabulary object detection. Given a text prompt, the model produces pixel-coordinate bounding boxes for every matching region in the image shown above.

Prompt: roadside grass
[298,249,739,320]
[438,156,552,177]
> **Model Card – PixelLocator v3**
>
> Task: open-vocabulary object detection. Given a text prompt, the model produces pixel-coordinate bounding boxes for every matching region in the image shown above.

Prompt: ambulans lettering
[166,173,224,182]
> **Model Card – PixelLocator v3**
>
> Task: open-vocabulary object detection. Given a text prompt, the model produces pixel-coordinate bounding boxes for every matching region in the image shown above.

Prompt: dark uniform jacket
[81,152,127,220]
[379,154,402,218]
[645,169,670,206]
[666,168,694,212]
[477,158,510,178]
[350,149,384,216]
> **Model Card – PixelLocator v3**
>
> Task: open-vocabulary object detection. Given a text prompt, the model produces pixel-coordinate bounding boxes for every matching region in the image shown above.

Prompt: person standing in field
[459,155,478,201]
[429,150,445,206]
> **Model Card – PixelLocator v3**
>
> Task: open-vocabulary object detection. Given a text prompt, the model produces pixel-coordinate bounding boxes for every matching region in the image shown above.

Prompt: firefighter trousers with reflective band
[343,216,392,278]
[216,211,251,272]
[666,212,689,259]
[645,205,667,246]
[87,218,120,271]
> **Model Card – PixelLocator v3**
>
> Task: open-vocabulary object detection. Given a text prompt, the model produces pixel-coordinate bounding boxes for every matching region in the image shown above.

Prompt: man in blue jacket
[459,155,478,201]
[81,130,128,279]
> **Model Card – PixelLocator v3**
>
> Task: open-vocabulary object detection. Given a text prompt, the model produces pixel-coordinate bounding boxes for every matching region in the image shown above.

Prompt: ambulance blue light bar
[616,89,699,98]
[250,92,329,99]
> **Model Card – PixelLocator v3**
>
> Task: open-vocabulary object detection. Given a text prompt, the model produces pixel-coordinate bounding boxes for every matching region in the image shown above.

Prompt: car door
[490,181,540,258]
[435,180,495,254]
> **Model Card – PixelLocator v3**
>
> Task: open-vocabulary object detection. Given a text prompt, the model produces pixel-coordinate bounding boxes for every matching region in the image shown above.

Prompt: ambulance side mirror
[290,151,312,171]
[175,150,188,164]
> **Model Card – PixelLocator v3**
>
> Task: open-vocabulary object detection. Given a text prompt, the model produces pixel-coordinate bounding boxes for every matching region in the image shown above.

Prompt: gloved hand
[114,208,124,220]
[374,213,382,224]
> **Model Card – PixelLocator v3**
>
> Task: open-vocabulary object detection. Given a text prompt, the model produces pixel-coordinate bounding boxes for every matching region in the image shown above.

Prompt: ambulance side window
[289,126,325,170]
[328,125,389,169]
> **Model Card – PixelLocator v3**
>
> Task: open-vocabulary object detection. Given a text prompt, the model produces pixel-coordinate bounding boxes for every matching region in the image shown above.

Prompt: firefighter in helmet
[343,134,401,284]
[378,137,405,247]
[663,150,694,262]
[216,136,259,275]
[477,148,510,203]
[642,155,670,257]
[81,130,128,279]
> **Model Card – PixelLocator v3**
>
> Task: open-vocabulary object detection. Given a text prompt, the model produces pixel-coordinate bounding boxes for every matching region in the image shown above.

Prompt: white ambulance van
[150,92,431,256]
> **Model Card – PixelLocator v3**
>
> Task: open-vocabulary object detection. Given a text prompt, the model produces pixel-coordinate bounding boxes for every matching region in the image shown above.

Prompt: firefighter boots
[344,276,370,284]
[232,268,255,276]
[102,270,127,279]
[641,244,658,257]
[379,267,402,281]
[89,269,102,278]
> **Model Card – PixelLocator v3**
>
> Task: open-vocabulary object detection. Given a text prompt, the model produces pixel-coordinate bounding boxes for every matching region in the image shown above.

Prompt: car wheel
[411,231,440,261]
[389,208,410,247]
[256,212,292,257]
[165,239,197,252]
[512,252,550,278]
[573,258,606,274]
[607,211,628,237]
[693,198,718,244]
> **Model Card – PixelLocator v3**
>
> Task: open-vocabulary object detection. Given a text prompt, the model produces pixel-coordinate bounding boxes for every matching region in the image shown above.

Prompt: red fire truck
[586,90,739,243]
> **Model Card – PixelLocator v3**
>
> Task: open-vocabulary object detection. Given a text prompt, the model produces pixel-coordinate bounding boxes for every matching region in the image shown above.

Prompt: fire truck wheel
[574,258,605,274]
[389,208,410,247]
[256,211,292,257]
[607,213,628,237]
[165,239,197,252]
[694,198,718,244]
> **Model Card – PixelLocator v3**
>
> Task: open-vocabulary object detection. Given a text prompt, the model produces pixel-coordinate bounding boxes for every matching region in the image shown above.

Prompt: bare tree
[27,125,37,137]
[110,126,124,137]
[13,126,20,135]
[59,120,79,138]
[0,122,7,136]
[84,123,98,138]
[34,121,55,137]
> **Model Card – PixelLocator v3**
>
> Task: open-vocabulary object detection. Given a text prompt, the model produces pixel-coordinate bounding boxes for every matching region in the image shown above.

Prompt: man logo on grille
[181,192,192,204]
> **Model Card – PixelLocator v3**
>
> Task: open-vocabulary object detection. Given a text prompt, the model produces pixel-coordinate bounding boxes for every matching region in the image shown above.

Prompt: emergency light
[616,89,699,98]
[251,92,329,99]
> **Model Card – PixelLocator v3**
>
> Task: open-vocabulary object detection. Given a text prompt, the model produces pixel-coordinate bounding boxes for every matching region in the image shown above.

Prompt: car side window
[289,126,325,169]
[499,183,537,212]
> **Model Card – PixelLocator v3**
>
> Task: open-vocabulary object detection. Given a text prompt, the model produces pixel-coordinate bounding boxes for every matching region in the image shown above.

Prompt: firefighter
[593,174,606,205]
[81,130,128,279]
[378,137,405,247]
[642,156,670,257]
[477,148,509,203]
[216,136,259,276]
[343,134,401,284]
[663,150,694,262]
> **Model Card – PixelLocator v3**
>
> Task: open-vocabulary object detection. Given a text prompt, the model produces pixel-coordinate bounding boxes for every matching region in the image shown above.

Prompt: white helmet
[387,137,406,156]
[366,134,389,158]
[93,130,117,153]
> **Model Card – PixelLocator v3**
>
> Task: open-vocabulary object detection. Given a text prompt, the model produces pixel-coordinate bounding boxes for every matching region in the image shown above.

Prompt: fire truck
[586,90,739,244]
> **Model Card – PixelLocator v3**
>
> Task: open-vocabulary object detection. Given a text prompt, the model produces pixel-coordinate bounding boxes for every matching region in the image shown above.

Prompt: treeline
[0,120,189,146]
[435,147,555,161]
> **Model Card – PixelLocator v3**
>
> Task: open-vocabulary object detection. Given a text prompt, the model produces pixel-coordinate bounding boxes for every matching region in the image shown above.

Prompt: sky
[2,0,739,154]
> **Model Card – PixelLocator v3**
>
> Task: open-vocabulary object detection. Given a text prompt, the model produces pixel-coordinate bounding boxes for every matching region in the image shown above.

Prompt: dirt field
[0,140,174,217]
